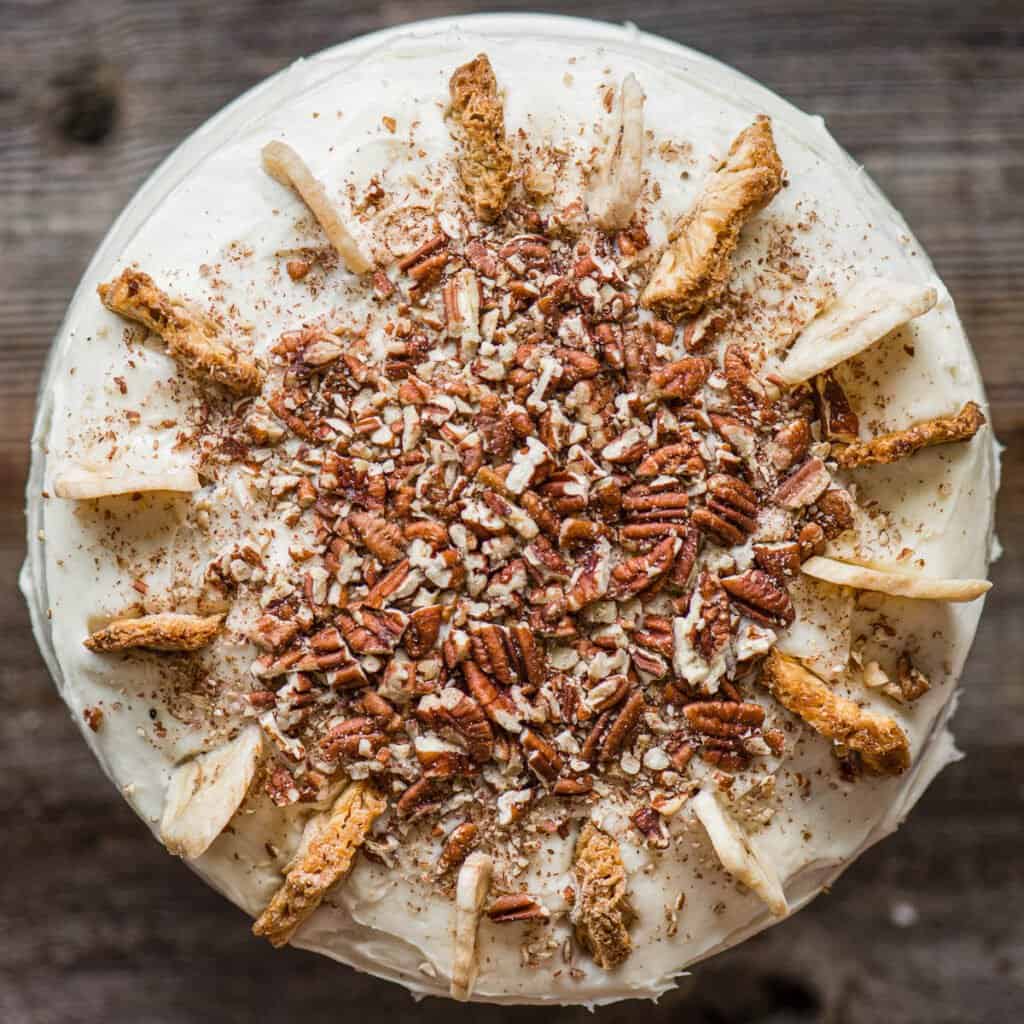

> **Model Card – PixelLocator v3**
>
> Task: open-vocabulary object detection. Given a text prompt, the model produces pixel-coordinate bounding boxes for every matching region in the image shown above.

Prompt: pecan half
[611,535,678,599]
[773,457,831,510]
[692,474,758,546]
[521,728,563,783]
[721,569,795,626]
[684,700,765,737]
[417,688,494,763]
[487,892,551,923]
[598,690,646,763]
[650,356,712,402]
[815,371,860,443]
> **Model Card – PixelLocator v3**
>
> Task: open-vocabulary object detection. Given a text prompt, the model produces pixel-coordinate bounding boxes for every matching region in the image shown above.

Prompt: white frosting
[23,13,997,1006]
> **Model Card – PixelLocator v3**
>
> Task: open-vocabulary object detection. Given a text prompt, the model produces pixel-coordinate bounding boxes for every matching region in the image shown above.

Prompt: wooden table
[1,2,1020,1021]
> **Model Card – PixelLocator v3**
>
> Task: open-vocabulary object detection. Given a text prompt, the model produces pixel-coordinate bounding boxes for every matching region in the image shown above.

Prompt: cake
[23,14,998,1006]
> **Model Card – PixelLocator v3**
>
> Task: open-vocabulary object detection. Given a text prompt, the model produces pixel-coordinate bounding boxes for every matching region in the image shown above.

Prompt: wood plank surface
[1,2,1021,1022]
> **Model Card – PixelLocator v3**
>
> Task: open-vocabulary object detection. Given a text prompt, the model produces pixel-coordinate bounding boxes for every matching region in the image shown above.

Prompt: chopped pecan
[641,117,784,319]
[565,541,612,612]
[809,487,856,539]
[319,718,388,761]
[449,54,515,222]
[463,661,521,732]
[509,623,547,687]
[396,775,445,820]
[571,823,633,969]
[337,606,407,656]
[721,569,795,626]
[631,806,669,848]
[405,605,444,658]
[760,649,910,774]
[350,511,405,564]
[97,270,264,394]
[636,440,704,479]
[417,687,494,763]
[364,559,412,607]
[895,654,931,702]
[753,541,802,578]
[773,457,831,510]
[768,418,811,472]
[598,690,646,763]
[486,892,551,923]
[650,356,713,401]
[470,622,517,685]
[815,371,860,443]
[438,822,479,873]
[521,728,563,783]
[834,402,985,468]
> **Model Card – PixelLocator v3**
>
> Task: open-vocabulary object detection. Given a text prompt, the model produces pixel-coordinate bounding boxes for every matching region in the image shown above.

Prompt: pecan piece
[611,535,678,599]
[437,822,479,873]
[641,117,783,319]
[684,700,765,738]
[650,356,712,402]
[834,402,985,468]
[509,623,547,687]
[418,687,494,764]
[895,654,931,703]
[773,457,831,510]
[470,622,517,685]
[252,781,386,946]
[486,893,551,923]
[598,690,646,763]
[405,605,444,658]
[571,823,633,969]
[449,54,515,222]
[815,371,860,443]
[350,511,405,564]
[767,418,811,472]
[521,728,563,784]
[760,649,910,774]
[98,270,263,394]
[720,569,795,626]
[463,661,521,733]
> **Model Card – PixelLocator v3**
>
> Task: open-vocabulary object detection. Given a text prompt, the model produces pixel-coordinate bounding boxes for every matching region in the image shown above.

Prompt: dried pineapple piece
[159,725,263,859]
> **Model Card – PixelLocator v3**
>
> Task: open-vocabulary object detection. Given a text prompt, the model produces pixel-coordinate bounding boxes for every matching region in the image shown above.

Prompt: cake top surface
[32,17,996,1005]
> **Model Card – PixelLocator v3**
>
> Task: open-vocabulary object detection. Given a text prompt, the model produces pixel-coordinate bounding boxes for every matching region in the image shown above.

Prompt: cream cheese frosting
[23,13,998,1006]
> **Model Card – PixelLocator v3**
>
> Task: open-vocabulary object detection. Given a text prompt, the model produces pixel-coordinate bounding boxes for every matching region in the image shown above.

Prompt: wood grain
[1,2,1021,1022]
